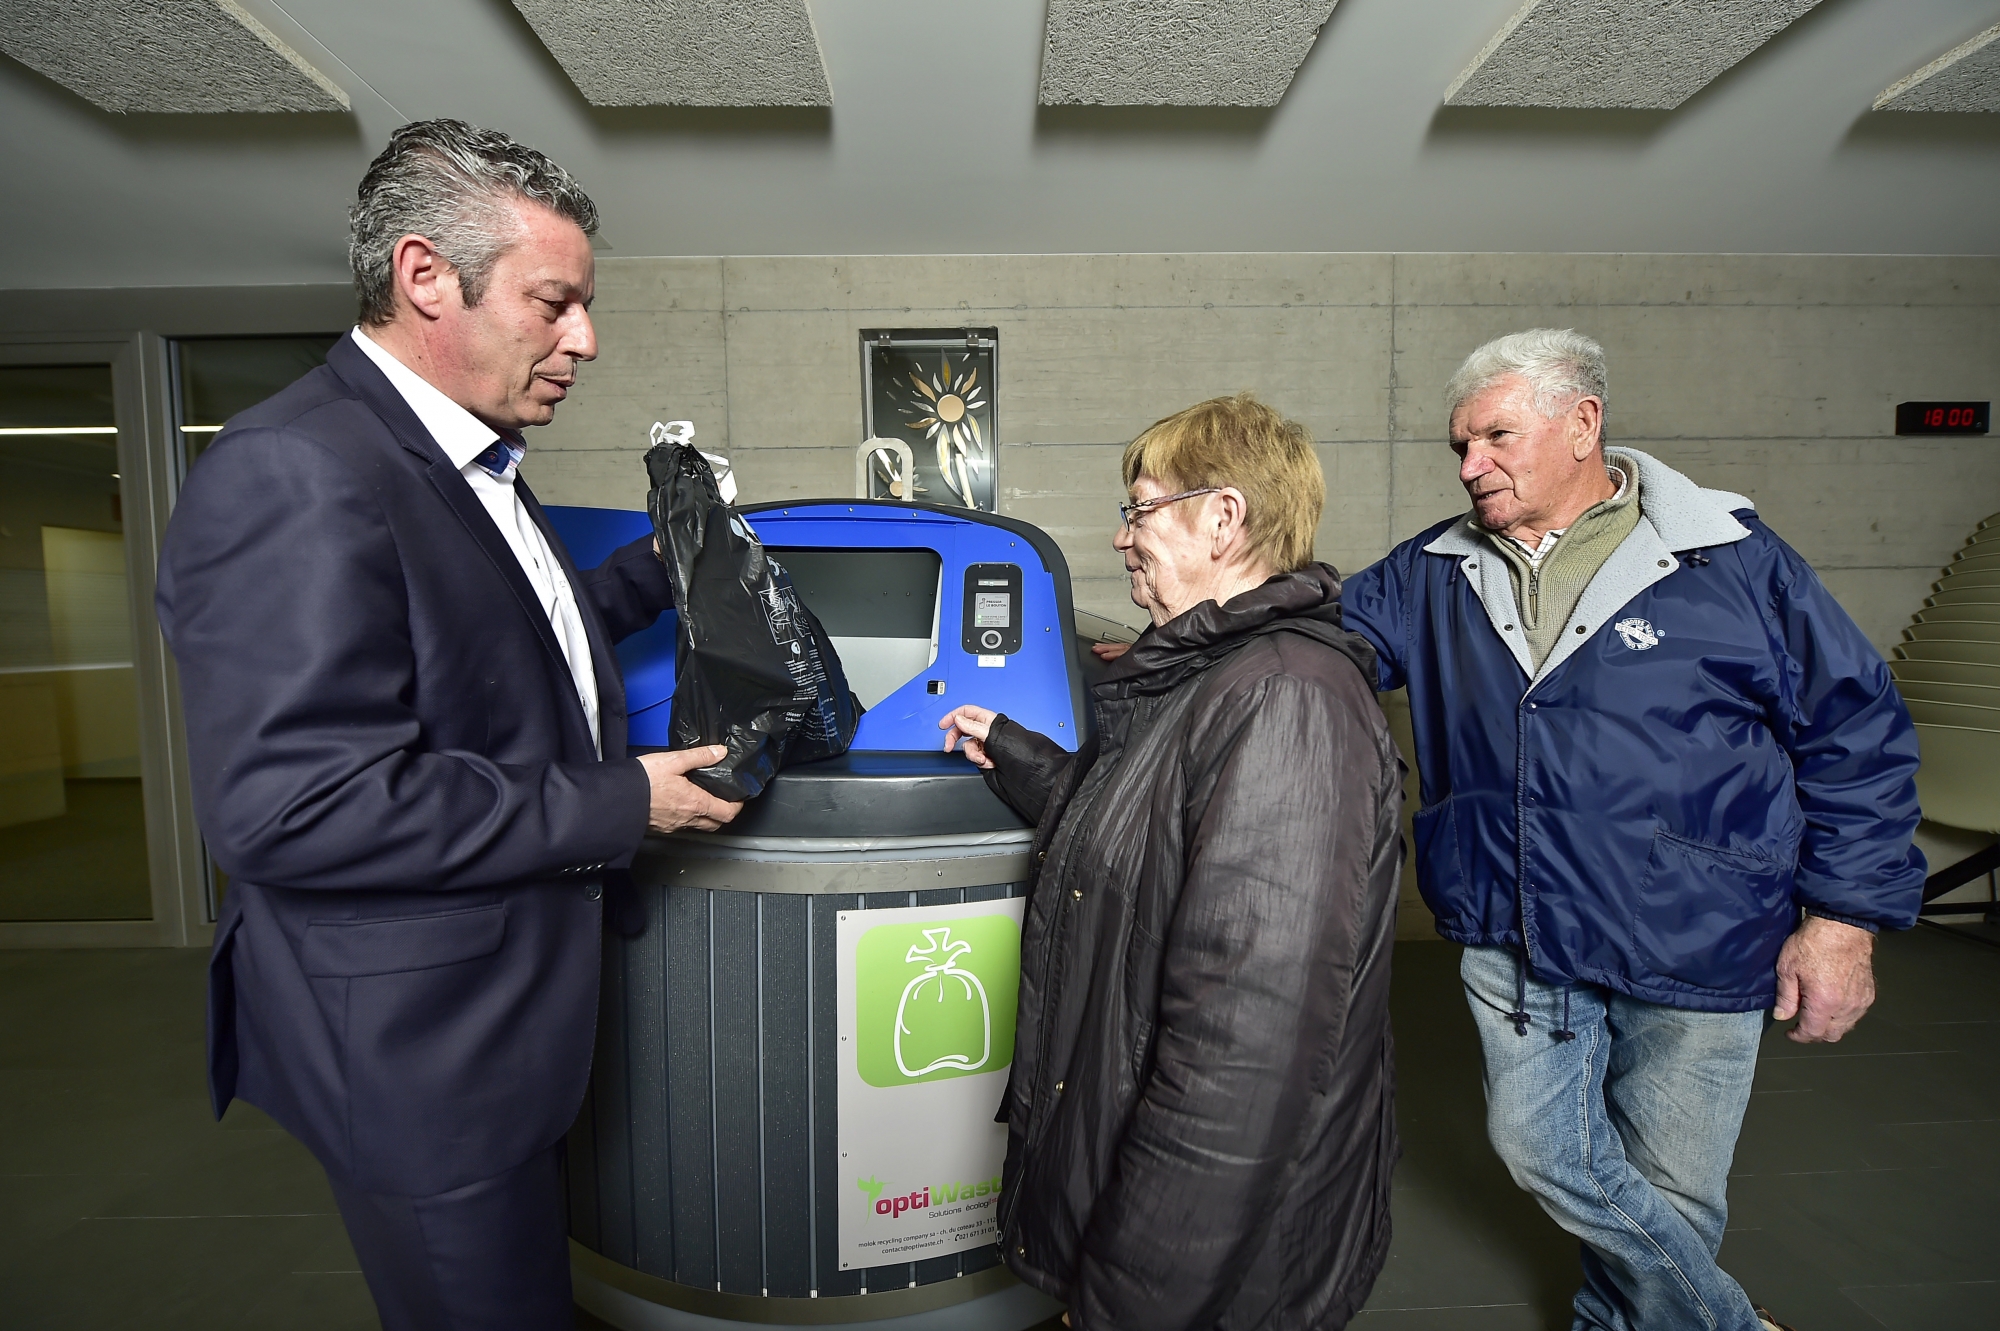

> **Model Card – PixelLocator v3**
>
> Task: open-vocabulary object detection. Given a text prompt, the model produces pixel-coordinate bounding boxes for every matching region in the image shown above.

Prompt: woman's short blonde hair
[1121,392,1323,573]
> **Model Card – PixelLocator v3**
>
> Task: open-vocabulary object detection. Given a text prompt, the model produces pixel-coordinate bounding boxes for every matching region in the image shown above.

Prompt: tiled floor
[0,779,152,920]
[4,928,1994,1330]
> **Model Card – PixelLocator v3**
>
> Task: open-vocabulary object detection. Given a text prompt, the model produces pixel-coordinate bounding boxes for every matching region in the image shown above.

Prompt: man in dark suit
[155,120,740,1330]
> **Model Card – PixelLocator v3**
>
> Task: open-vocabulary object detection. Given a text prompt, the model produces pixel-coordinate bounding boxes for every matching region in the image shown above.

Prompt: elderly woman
[939,394,1402,1331]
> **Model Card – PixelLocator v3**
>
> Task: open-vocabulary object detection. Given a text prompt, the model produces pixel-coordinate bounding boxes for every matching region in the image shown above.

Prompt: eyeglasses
[1117,487,1222,531]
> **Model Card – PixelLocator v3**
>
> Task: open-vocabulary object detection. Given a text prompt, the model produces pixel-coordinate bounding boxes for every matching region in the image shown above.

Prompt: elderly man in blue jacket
[1342,328,1925,1331]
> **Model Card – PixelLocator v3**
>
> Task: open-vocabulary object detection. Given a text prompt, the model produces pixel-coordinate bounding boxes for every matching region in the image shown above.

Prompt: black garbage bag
[646,436,861,801]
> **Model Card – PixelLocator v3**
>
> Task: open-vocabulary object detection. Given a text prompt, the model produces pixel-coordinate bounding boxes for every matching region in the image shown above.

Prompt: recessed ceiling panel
[511,0,832,107]
[1875,23,2000,113]
[0,0,348,113]
[1039,0,1343,107]
[1445,0,1823,110]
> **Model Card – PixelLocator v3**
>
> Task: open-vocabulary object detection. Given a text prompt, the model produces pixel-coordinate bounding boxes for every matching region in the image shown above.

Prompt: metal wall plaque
[860,328,999,511]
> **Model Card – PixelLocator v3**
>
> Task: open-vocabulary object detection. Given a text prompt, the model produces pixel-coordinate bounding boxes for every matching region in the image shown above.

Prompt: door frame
[0,333,207,947]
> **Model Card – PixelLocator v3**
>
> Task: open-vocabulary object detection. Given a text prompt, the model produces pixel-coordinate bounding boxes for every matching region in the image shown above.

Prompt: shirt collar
[1502,461,1630,560]
[351,325,517,472]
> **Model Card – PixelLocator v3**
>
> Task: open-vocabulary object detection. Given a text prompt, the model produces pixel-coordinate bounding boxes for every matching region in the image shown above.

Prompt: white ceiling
[2,0,1996,290]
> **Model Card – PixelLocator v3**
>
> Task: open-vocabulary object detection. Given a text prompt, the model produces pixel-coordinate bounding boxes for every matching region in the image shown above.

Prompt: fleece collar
[1423,448,1751,559]
[1421,449,1756,690]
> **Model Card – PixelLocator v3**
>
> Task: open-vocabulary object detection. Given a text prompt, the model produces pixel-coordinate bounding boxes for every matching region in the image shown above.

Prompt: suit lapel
[324,336,592,742]
[519,479,628,757]
[420,464,575,676]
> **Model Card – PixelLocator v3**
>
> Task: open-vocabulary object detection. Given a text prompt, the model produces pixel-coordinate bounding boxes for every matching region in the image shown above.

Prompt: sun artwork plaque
[861,329,999,512]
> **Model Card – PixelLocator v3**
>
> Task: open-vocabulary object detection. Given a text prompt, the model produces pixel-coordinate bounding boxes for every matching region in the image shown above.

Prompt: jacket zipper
[1516,699,1532,959]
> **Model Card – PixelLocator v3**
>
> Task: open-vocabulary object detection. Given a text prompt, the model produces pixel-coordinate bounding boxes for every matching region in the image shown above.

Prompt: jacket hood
[1104,562,1378,697]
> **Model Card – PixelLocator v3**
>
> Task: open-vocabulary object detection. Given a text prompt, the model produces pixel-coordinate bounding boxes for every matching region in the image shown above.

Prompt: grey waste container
[566,757,1064,1331]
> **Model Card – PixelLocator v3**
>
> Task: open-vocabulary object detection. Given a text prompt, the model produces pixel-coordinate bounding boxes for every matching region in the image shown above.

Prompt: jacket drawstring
[1507,949,1532,1036]
[1508,948,1579,1042]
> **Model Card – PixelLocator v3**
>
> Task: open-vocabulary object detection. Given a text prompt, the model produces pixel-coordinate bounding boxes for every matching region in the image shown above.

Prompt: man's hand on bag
[939,705,998,769]
[1773,915,1877,1043]
[639,745,742,834]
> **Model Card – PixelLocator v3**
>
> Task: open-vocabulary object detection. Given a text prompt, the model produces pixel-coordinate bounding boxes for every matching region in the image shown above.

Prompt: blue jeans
[1460,946,1766,1331]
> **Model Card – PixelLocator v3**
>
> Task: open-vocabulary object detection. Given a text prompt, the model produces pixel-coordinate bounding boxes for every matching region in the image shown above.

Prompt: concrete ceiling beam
[1038,0,1343,108]
[509,0,832,107]
[0,0,348,114]
[1444,0,1824,111]
[1875,22,2000,113]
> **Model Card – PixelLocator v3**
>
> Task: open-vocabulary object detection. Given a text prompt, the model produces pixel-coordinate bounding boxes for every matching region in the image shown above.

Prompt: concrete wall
[532,252,2000,652]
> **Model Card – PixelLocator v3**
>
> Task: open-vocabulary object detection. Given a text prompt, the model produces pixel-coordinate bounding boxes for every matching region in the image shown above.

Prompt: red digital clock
[1896,401,1989,435]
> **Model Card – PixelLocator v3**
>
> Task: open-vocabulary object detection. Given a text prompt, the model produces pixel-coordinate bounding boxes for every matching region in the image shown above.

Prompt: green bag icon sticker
[855,914,1020,1088]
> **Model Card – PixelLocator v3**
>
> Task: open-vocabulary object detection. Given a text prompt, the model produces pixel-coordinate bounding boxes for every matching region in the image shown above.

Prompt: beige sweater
[1488,459,1642,671]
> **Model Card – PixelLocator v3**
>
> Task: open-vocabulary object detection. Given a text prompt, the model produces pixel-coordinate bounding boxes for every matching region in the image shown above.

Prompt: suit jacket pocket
[1631,830,1793,993]
[302,904,507,978]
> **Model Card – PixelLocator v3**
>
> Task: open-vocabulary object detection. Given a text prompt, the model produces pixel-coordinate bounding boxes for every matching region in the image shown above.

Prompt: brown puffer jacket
[982,563,1404,1331]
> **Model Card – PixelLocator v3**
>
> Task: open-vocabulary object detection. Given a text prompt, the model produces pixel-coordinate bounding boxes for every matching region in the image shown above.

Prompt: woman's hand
[939,704,998,769]
[1091,641,1131,662]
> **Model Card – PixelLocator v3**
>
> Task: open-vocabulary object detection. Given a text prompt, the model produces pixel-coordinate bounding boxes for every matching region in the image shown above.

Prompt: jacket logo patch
[1615,618,1663,651]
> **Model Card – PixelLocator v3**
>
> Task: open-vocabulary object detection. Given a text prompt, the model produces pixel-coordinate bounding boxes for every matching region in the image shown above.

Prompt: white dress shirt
[352,327,601,755]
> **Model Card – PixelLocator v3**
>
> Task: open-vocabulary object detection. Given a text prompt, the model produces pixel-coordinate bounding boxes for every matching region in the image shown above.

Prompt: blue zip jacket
[1343,449,1925,1012]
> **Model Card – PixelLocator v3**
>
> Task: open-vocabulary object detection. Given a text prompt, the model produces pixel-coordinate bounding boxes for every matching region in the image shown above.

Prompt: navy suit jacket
[156,333,671,1196]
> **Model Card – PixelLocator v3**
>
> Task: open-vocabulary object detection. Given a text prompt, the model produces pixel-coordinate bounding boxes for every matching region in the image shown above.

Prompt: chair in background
[1892,511,2000,922]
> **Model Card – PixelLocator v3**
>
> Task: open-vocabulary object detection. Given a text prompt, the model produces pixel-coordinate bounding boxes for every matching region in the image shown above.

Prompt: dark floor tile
[0,780,153,921]
[1364,1176,1578,1322]
[0,1079,227,1176]
[289,1218,364,1275]
[84,1125,336,1219]
[0,1169,140,1251]
[231,1272,379,1331]
[1839,1279,2000,1331]
[1874,1119,2000,1168]
[0,1212,356,1331]
[1747,1050,2000,1127]
[1715,1228,1889,1331]
[1732,1086,1942,1176]
[1728,1165,2000,1287]
[1352,1304,1544,1329]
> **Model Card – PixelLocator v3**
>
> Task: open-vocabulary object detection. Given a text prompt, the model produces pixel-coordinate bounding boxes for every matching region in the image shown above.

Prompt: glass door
[0,363,152,921]
[174,335,339,469]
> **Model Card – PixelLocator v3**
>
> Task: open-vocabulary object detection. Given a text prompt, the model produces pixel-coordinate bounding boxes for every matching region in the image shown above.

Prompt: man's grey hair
[349,119,599,326]
[1444,328,1609,440]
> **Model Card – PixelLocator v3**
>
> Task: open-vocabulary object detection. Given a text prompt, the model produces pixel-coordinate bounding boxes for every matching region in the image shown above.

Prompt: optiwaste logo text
[854,915,1020,1088]
[856,1173,1003,1218]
